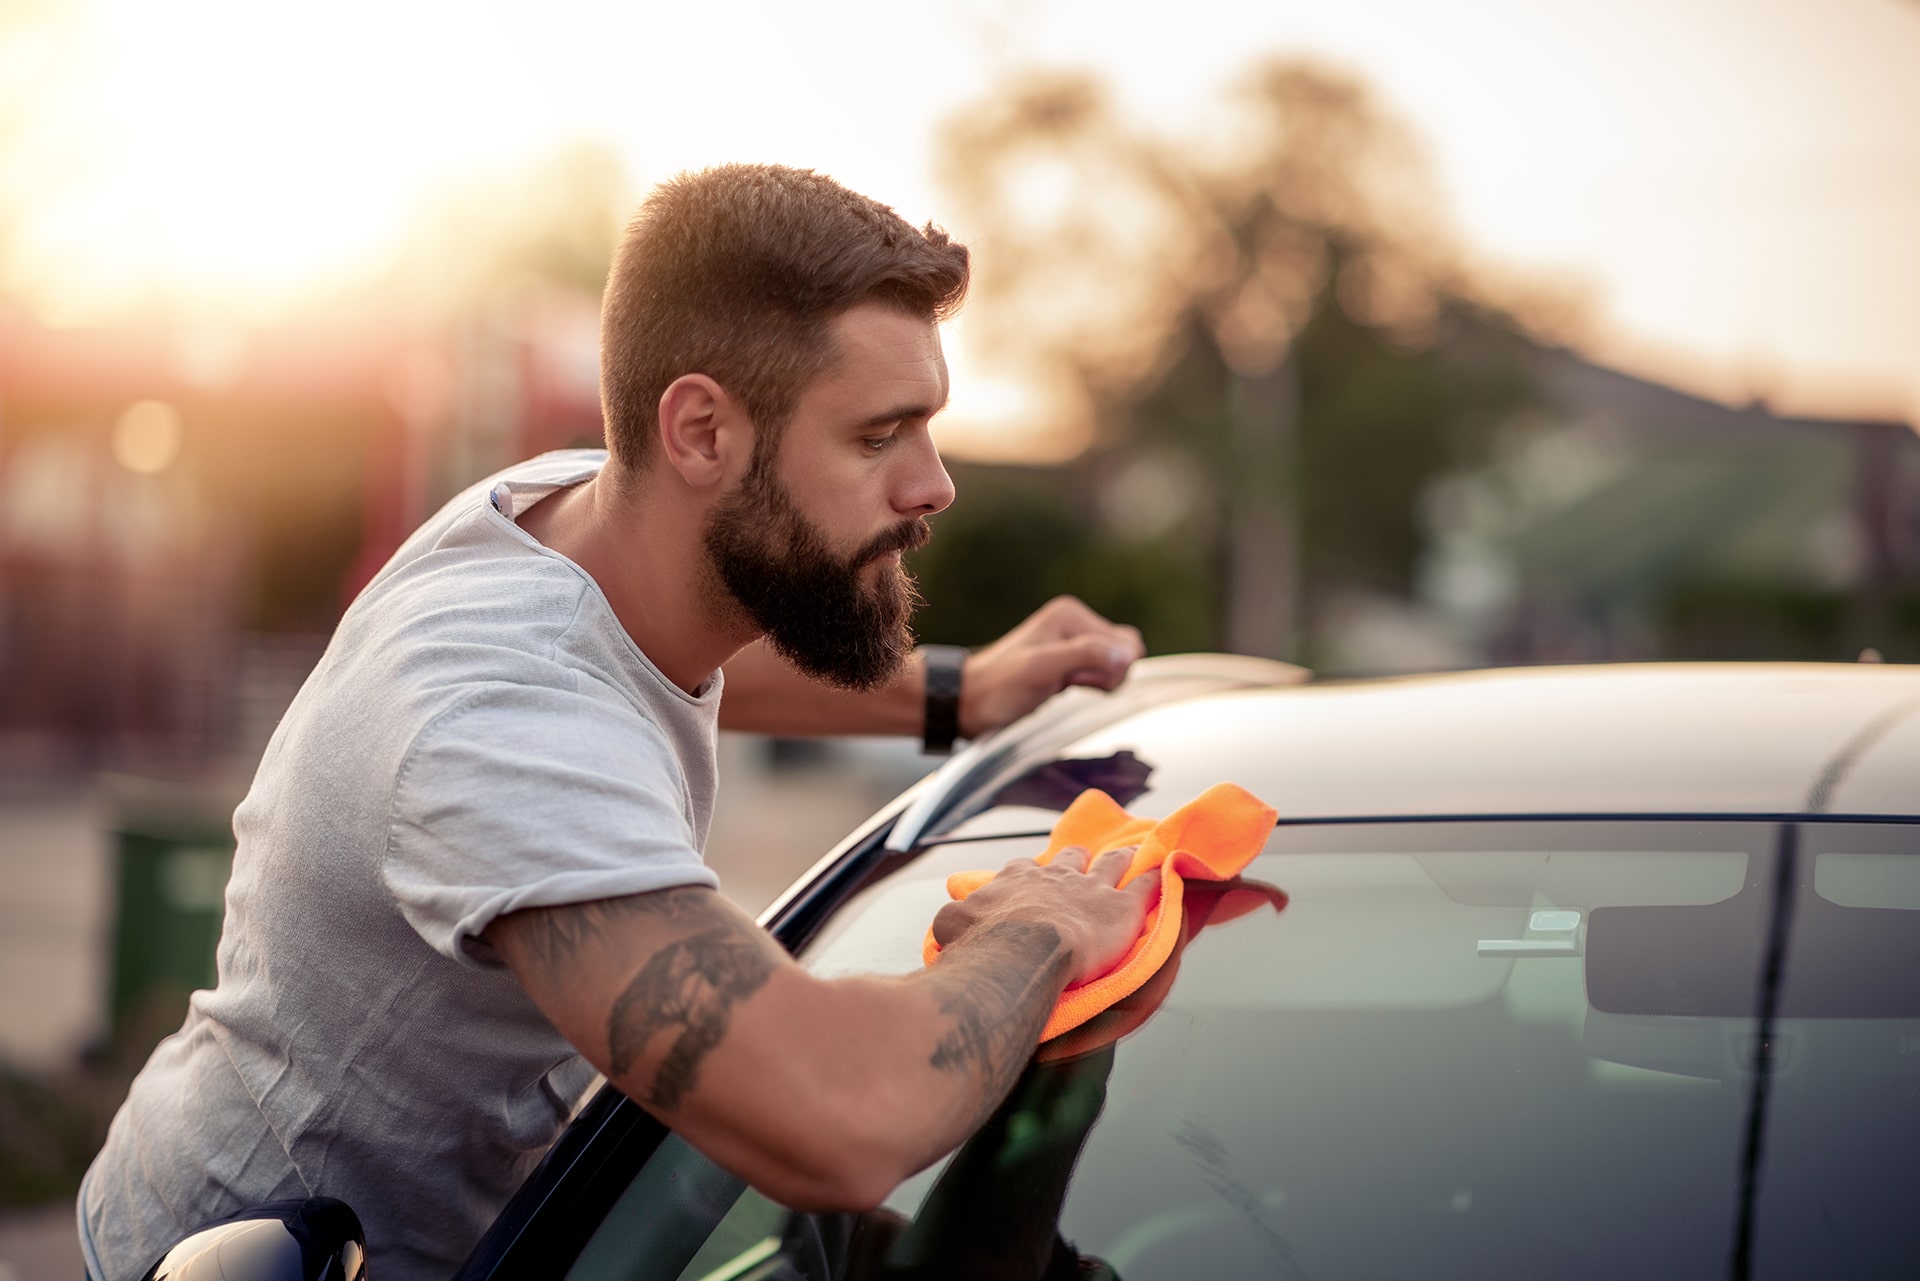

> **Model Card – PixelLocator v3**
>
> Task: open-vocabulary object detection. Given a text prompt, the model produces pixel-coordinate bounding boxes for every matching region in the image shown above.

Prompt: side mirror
[140,1196,366,1281]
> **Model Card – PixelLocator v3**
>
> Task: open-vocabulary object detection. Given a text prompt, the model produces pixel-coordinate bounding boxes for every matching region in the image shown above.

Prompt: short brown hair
[599,164,971,467]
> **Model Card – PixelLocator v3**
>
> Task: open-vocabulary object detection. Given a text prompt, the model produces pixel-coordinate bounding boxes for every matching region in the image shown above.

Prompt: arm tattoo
[606,917,777,1110]
[926,920,1071,1108]
[512,887,708,973]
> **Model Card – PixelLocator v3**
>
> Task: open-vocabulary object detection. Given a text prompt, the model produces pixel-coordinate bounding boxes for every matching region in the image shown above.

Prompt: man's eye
[863,435,896,453]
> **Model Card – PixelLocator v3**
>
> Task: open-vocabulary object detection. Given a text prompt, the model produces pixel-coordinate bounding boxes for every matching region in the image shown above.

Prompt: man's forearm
[490,885,1086,1211]
[917,917,1074,1128]
[609,912,1077,1211]
[690,910,1080,1205]
[641,911,1077,1208]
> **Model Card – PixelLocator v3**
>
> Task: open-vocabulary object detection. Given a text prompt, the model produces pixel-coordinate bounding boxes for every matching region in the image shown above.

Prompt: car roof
[919,661,1920,841]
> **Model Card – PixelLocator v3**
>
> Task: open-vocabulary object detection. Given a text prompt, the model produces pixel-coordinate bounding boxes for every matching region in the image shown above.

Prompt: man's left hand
[959,596,1144,740]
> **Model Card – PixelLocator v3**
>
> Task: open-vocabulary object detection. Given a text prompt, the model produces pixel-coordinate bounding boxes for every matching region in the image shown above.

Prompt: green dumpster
[110,812,235,1037]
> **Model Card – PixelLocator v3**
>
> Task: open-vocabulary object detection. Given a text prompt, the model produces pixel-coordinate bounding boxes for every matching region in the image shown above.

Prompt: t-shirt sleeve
[382,681,720,968]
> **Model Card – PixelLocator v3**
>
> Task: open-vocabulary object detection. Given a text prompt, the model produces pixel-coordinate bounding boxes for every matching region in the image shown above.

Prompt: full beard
[703,465,930,690]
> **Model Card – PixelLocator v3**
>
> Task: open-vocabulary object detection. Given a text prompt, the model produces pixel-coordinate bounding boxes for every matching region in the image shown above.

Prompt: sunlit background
[7,0,1919,406]
[3,0,1919,1264]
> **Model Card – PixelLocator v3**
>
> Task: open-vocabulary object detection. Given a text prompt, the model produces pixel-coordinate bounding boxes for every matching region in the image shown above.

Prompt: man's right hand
[929,846,1157,988]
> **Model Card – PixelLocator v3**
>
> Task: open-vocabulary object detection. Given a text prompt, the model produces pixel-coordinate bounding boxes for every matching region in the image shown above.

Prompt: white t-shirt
[80,451,724,1281]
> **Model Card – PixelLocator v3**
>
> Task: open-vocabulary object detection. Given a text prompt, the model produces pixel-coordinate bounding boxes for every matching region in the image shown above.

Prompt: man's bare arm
[487,849,1150,1211]
[923,919,1071,1105]
[501,890,780,1110]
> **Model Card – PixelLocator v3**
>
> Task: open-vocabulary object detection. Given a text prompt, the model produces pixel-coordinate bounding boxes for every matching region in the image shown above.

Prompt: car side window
[563,1137,869,1281]
[665,1188,789,1281]
[561,1046,1121,1281]
[562,1133,750,1281]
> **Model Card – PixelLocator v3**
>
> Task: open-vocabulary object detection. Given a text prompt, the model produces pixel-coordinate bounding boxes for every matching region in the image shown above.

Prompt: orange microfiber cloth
[922,782,1279,1042]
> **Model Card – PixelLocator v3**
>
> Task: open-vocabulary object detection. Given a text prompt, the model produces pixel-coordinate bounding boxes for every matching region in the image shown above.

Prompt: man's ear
[656,374,754,488]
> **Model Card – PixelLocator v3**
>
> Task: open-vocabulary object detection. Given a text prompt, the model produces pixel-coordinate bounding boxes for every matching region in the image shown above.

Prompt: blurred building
[5,298,1917,772]
[1413,346,1920,668]
[0,291,603,774]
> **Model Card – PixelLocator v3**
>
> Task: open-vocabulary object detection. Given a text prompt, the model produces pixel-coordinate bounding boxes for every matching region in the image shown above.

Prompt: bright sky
[3,0,1918,448]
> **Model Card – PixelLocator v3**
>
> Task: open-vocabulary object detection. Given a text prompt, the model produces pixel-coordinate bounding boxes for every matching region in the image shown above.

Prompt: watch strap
[919,644,968,755]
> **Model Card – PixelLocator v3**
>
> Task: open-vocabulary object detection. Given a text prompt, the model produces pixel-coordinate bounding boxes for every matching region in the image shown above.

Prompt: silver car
[145,657,1920,1281]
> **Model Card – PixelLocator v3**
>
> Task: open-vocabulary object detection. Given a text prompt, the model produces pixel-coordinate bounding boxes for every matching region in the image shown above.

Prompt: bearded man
[78,165,1154,1281]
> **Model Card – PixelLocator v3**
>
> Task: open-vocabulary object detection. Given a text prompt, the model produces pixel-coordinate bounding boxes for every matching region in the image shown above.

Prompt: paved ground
[0,1202,78,1280]
[704,733,928,914]
[0,734,928,1277]
[0,784,109,1278]
[0,785,111,1074]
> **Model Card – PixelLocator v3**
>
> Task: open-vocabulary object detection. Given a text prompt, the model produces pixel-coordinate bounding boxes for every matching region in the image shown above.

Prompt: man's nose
[894,434,955,517]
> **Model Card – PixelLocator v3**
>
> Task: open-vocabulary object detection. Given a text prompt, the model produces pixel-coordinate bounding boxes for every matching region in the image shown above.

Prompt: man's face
[703,303,955,689]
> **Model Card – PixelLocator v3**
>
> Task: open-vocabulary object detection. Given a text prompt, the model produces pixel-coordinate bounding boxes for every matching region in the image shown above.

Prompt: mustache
[858,518,933,564]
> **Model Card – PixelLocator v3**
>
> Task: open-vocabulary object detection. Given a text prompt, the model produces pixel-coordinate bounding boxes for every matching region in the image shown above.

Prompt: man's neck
[515,464,753,695]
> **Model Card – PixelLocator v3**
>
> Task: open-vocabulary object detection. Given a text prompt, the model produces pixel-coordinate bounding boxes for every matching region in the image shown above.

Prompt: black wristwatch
[919,645,968,755]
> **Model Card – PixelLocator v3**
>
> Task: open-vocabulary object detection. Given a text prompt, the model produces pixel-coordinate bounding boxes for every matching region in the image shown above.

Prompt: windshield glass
[567,819,1920,1281]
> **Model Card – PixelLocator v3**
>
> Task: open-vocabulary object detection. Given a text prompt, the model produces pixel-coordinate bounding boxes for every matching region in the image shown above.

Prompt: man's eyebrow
[854,395,949,430]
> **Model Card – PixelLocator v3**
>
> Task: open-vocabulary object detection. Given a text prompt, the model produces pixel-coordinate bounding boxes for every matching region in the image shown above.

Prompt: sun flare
[3,0,569,318]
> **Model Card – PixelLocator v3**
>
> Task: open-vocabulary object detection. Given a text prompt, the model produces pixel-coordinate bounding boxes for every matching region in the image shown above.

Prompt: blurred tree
[385,140,631,308]
[924,61,1548,667]
[910,460,1219,653]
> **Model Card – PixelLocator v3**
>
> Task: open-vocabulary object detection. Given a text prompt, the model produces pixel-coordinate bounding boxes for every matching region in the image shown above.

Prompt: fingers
[930,899,973,948]
[1043,845,1139,880]
[1049,845,1091,872]
[1026,594,1102,640]
[1087,845,1136,885]
[957,600,1145,738]
[1028,595,1137,639]
[1032,632,1142,695]
[943,841,1158,985]
[1023,597,1145,656]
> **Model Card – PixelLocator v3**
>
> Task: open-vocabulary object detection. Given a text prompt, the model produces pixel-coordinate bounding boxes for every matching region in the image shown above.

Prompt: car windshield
[564,818,1920,1281]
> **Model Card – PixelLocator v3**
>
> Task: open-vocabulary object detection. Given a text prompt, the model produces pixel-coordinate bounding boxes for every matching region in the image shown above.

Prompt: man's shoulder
[333,487,706,732]
[368,449,609,583]
[483,449,609,505]
[338,560,634,721]
[359,452,610,632]
[293,446,712,770]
